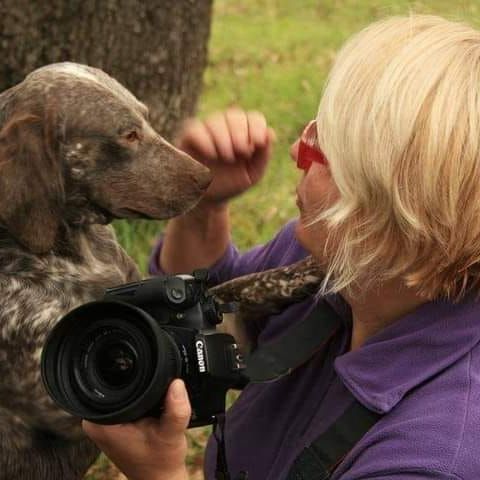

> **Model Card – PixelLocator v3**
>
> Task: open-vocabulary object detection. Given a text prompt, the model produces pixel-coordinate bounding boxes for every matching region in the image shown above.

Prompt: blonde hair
[314,15,480,301]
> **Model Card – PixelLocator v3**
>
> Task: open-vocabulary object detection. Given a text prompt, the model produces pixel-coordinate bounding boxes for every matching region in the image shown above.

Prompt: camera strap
[244,301,342,383]
[214,301,382,479]
[285,399,381,479]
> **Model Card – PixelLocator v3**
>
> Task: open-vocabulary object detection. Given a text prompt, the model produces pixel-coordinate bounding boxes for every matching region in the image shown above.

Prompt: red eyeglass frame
[297,120,327,170]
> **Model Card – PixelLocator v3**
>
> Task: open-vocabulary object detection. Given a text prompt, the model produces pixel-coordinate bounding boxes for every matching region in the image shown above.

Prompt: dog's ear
[0,112,64,253]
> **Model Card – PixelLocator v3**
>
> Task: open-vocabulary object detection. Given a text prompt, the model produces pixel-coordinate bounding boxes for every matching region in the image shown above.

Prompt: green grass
[106,0,480,477]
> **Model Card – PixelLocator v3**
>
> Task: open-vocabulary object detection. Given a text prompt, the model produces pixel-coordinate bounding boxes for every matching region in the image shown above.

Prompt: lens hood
[41,300,181,424]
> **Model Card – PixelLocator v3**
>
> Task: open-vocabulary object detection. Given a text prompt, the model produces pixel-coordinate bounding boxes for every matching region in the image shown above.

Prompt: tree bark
[0,0,213,140]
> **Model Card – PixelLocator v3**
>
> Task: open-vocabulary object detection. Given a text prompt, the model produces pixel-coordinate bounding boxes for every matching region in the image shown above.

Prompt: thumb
[158,379,192,436]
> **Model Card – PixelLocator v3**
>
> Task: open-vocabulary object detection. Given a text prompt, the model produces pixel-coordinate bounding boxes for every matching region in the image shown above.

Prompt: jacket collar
[332,297,480,414]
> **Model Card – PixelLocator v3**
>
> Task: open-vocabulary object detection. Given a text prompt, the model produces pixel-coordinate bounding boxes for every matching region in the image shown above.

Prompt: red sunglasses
[297,120,327,170]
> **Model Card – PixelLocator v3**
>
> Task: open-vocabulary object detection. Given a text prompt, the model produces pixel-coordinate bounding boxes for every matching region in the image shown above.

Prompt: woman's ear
[0,113,64,253]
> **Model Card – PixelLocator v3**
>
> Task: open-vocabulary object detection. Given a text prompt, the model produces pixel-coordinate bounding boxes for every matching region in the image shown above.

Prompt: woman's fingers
[83,379,191,444]
[177,118,218,162]
[178,109,273,167]
[205,112,236,162]
[247,110,269,148]
[225,107,252,158]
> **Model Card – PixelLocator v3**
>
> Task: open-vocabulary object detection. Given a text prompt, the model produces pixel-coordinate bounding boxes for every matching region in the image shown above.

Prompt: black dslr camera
[41,271,245,427]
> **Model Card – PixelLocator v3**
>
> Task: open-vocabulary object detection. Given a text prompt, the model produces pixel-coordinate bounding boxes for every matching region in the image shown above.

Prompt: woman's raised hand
[176,107,276,206]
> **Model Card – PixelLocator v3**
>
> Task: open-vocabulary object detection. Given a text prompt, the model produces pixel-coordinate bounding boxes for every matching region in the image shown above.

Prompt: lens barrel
[41,300,181,424]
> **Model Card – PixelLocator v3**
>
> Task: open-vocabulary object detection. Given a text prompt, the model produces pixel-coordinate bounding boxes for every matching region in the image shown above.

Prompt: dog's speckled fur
[211,255,324,320]
[0,63,211,479]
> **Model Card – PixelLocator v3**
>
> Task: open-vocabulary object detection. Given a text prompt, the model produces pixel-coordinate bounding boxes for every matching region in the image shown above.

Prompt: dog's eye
[124,131,140,143]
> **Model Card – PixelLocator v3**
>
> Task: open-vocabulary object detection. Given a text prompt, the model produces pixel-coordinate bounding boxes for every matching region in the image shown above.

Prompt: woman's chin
[294,219,330,269]
[294,220,312,251]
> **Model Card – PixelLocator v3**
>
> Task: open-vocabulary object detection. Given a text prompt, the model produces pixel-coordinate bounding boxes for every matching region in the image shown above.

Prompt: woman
[83,15,480,479]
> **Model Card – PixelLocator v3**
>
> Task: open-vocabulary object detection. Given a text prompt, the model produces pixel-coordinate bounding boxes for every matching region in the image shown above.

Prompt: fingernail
[171,379,186,401]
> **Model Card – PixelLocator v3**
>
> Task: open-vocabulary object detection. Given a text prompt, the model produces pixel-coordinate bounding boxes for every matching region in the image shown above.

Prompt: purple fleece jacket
[149,220,480,480]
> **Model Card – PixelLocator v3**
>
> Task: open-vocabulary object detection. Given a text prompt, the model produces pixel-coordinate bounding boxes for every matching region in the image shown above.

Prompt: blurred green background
[107,1,480,478]
[115,0,480,277]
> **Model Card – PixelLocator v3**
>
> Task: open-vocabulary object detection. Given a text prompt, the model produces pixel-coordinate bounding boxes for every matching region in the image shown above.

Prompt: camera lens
[96,339,137,388]
[41,301,182,424]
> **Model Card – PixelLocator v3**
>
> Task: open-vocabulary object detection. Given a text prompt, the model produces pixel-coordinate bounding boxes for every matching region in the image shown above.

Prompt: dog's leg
[210,255,324,320]
[0,413,99,480]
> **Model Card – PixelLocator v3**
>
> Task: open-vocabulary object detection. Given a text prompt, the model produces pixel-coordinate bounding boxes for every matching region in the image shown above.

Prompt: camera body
[41,270,246,427]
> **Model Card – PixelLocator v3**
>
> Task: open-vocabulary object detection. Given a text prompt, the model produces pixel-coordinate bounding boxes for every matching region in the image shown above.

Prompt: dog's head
[0,62,212,253]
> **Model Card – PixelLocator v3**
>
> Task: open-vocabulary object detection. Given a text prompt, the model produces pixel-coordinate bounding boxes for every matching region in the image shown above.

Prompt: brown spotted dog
[0,62,211,479]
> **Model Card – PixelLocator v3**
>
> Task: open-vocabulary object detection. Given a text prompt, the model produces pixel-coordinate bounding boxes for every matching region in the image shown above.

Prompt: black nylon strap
[286,400,382,480]
[244,302,342,382]
[214,414,231,480]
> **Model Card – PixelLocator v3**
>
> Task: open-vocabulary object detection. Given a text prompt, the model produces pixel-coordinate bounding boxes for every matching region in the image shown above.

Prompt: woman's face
[290,138,339,264]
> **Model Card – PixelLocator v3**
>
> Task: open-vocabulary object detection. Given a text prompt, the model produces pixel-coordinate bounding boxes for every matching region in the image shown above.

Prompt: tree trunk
[0,0,213,140]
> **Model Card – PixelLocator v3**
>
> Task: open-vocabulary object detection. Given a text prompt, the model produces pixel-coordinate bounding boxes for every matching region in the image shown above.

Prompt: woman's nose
[290,139,300,163]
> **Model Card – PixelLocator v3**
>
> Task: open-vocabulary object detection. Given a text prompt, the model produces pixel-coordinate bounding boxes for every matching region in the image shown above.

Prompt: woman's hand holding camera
[82,379,191,480]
